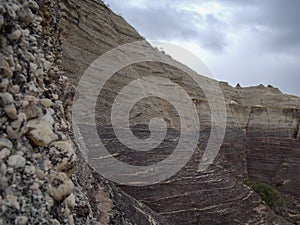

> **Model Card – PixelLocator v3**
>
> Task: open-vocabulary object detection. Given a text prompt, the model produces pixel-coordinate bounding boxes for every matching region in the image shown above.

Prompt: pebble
[10,85,20,94]
[48,69,56,78]
[6,126,19,140]
[15,216,28,225]
[0,138,13,150]
[43,60,52,72]
[7,6,16,19]
[30,182,40,195]
[6,194,20,210]
[0,163,7,175]
[0,92,14,105]
[1,59,13,77]
[0,116,8,128]
[4,104,18,120]
[30,62,38,71]
[8,29,22,41]
[0,175,8,188]
[7,155,26,168]
[50,141,77,177]
[24,165,35,175]
[35,167,45,180]
[18,8,34,24]
[11,113,27,131]
[68,215,75,225]
[52,94,59,100]
[11,3,20,12]
[65,193,76,208]
[41,98,52,108]
[20,96,43,119]
[45,194,54,210]
[25,0,40,12]
[0,148,11,161]
[0,79,9,91]
[26,119,58,146]
[49,172,74,202]
[42,109,54,125]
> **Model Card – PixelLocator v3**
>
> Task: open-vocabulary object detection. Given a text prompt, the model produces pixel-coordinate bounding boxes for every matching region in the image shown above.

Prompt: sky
[104,0,300,96]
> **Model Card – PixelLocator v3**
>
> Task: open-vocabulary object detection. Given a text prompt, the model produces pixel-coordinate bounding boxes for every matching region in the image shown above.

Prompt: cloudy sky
[105,0,300,96]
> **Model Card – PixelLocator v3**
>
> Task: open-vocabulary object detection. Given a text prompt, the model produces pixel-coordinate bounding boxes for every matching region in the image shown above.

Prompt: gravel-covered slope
[0,1,170,224]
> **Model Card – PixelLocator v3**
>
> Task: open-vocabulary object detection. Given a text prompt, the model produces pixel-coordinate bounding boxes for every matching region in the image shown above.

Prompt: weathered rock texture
[1,0,299,224]
[59,0,299,225]
[0,0,170,224]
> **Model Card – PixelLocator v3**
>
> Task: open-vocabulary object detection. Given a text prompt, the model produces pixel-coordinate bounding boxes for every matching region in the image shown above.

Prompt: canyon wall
[1,0,298,224]
[59,0,300,224]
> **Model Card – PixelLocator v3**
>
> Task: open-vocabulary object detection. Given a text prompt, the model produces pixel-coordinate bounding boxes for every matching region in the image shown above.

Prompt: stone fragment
[10,85,20,94]
[6,6,16,19]
[0,92,14,105]
[6,126,19,140]
[8,29,22,41]
[26,119,58,146]
[24,165,35,175]
[52,94,59,100]
[0,79,9,90]
[0,148,11,161]
[42,109,54,125]
[6,194,20,209]
[30,182,40,195]
[1,59,13,77]
[19,96,43,120]
[0,175,8,188]
[65,193,76,208]
[11,113,27,130]
[7,155,26,168]
[68,215,75,225]
[18,8,34,24]
[43,60,52,72]
[49,172,74,202]
[35,167,45,180]
[41,98,52,108]
[0,162,7,175]
[50,141,77,176]
[4,104,17,120]
[0,138,13,150]
[15,216,28,225]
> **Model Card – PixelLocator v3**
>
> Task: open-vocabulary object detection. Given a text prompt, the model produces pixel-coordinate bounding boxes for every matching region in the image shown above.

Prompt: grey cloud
[222,0,300,54]
[105,0,300,96]
[106,0,229,51]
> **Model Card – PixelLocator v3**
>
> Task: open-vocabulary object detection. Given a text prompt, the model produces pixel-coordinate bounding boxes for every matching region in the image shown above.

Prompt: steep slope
[221,83,300,222]
[0,0,170,224]
[59,0,299,224]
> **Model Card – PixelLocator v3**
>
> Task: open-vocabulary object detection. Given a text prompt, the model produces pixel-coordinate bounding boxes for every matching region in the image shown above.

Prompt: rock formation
[0,0,170,224]
[0,0,299,224]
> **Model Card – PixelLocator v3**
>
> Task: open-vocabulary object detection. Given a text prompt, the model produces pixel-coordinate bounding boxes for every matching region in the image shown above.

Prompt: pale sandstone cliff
[59,0,299,224]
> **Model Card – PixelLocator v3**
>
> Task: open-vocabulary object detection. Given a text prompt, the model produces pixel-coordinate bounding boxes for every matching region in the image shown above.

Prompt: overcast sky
[105,0,300,96]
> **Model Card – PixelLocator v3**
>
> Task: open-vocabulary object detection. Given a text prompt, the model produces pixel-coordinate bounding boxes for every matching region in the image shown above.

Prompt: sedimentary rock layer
[59,0,300,224]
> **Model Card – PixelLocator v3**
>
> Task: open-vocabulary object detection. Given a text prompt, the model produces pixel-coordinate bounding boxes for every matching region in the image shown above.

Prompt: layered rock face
[1,0,298,224]
[0,0,170,224]
[59,0,299,225]
[221,83,300,221]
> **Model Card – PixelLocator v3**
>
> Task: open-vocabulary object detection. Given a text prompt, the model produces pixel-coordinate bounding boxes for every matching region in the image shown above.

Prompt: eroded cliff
[59,0,299,224]
[1,0,299,224]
